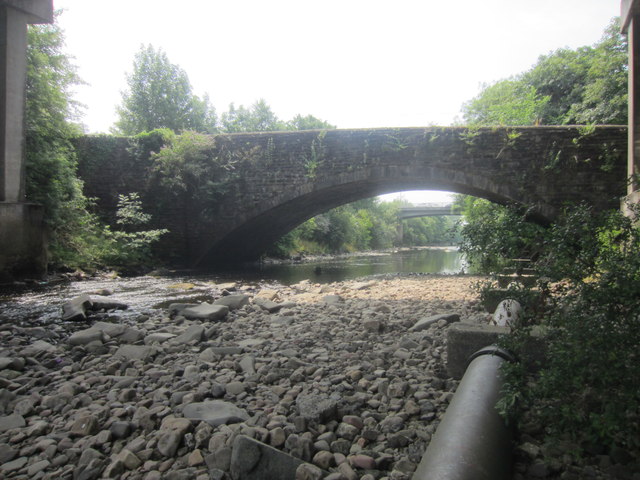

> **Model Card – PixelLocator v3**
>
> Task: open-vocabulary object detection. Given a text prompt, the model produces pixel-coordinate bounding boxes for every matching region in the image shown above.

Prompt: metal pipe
[413,346,515,480]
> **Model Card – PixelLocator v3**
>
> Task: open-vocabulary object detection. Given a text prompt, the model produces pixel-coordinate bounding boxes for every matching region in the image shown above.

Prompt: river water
[230,246,466,284]
[0,247,465,327]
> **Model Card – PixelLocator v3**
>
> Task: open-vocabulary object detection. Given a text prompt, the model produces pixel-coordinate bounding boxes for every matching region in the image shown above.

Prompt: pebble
[0,274,488,479]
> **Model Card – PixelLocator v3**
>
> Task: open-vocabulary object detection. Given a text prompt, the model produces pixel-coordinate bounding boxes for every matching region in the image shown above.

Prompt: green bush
[502,204,640,456]
[455,196,546,273]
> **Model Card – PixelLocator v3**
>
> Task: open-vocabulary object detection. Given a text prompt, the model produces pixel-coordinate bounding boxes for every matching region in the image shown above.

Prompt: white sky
[52,0,622,204]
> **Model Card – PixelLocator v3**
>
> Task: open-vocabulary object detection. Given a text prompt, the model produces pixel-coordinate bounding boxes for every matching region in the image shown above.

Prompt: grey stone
[157,430,182,457]
[61,293,92,321]
[231,435,318,480]
[225,381,246,396]
[182,400,249,426]
[296,462,325,480]
[172,325,205,344]
[239,355,256,374]
[168,303,199,316]
[181,303,229,321]
[213,294,250,310]
[114,345,157,362]
[252,297,283,313]
[0,357,24,371]
[410,313,460,332]
[68,328,104,346]
[70,414,100,436]
[296,392,338,422]
[205,447,233,472]
[21,340,58,356]
[0,413,25,432]
[119,327,145,343]
[144,332,176,345]
[27,459,50,476]
[0,442,17,463]
[2,456,27,473]
[322,295,343,305]
[89,295,128,310]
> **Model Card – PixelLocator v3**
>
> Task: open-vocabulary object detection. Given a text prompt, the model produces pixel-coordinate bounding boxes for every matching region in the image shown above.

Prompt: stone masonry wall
[73,126,628,267]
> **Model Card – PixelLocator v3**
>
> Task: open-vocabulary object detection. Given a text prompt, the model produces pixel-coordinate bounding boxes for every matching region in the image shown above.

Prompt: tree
[462,79,549,126]
[24,18,98,266]
[286,114,335,131]
[221,99,286,133]
[114,45,217,135]
[461,17,626,127]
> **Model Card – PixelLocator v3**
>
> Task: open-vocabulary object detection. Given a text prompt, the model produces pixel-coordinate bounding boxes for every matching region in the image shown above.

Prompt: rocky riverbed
[0,273,491,479]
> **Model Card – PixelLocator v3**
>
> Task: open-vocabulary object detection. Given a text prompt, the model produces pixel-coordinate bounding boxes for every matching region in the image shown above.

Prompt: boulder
[181,303,229,321]
[182,400,249,427]
[61,294,92,321]
[89,295,128,311]
[213,294,250,311]
[230,435,324,480]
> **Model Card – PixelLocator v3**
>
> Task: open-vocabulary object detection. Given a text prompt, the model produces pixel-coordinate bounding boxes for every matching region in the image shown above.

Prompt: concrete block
[1,0,53,23]
[446,324,510,379]
[447,323,549,379]
[0,203,46,281]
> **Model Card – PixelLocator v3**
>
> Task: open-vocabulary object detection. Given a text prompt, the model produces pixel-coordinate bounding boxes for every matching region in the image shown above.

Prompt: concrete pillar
[622,0,640,213]
[0,0,52,280]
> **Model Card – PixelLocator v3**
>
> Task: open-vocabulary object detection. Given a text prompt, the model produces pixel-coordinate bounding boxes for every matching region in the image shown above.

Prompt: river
[0,246,466,327]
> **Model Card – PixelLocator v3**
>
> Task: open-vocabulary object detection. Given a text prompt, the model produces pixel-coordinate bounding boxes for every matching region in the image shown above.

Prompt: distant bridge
[76,126,627,266]
[398,205,461,219]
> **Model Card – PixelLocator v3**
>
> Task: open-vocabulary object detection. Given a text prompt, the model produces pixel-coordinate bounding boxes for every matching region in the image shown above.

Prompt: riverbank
[0,273,487,479]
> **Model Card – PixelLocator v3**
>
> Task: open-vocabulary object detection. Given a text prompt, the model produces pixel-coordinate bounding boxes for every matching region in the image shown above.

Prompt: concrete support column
[0,5,28,202]
[0,0,52,280]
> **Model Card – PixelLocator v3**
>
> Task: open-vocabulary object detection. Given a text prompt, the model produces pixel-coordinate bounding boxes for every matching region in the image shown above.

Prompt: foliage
[101,193,168,270]
[114,45,217,135]
[150,131,238,221]
[220,99,336,133]
[268,198,459,257]
[461,17,627,126]
[24,18,105,268]
[221,99,286,133]
[454,195,545,273]
[500,204,640,455]
[462,79,549,126]
[286,114,335,131]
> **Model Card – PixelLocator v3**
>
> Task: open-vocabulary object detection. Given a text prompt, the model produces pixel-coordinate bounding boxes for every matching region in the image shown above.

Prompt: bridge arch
[193,126,626,266]
[75,126,627,267]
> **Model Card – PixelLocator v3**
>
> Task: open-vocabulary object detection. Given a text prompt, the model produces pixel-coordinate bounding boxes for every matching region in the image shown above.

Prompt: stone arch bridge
[75,126,627,267]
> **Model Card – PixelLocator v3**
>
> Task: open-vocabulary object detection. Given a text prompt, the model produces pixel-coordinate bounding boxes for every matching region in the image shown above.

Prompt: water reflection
[227,247,465,285]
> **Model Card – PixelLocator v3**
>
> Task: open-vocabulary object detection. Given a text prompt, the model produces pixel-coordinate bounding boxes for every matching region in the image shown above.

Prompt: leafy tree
[462,79,549,126]
[453,195,545,272]
[461,17,626,126]
[566,19,628,124]
[286,114,335,131]
[499,205,640,457]
[221,99,286,133]
[221,100,335,133]
[114,45,217,135]
[24,18,98,266]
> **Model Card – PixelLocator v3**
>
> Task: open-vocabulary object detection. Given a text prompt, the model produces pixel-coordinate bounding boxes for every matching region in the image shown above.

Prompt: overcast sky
[52,0,622,203]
